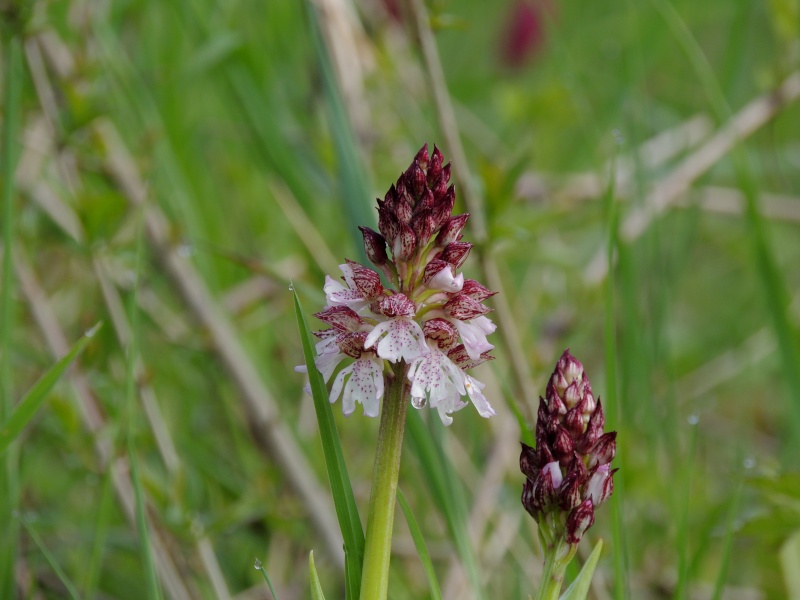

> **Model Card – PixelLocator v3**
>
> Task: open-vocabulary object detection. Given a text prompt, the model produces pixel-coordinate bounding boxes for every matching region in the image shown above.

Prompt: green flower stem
[535,533,578,600]
[360,363,410,600]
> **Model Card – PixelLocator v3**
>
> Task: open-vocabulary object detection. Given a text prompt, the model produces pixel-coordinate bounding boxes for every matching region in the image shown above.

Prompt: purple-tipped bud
[378,206,400,244]
[558,471,584,511]
[440,241,472,268]
[522,478,537,518]
[431,185,457,230]
[410,208,434,246]
[435,213,470,246]
[414,143,429,169]
[461,278,496,301]
[588,432,616,467]
[394,223,416,261]
[423,318,458,350]
[396,192,414,223]
[584,464,615,506]
[314,306,363,330]
[552,425,575,458]
[564,406,585,438]
[359,226,389,267]
[427,146,443,183]
[405,160,427,197]
[533,467,557,511]
[566,499,595,544]
[443,294,492,320]
[417,188,436,212]
[520,442,538,479]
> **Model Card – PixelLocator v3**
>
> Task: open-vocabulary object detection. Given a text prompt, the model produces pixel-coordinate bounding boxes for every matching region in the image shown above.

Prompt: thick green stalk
[535,532,577,600]
[359,363,410,600]
[1,28,23,600]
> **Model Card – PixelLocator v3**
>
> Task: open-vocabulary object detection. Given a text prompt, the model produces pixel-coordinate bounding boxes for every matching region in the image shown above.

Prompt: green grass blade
[0,323,101,456]
[780,530,800,598]
[82,470,114,597]
[0,28,23,600]
[559,539,603,600]
[309,551,327,600]
[397,488,443,600]
[294,290,364,597]
[711,478,744,600]
[406,412,484,600]
[255,558,280,600]
[20,517,82,600]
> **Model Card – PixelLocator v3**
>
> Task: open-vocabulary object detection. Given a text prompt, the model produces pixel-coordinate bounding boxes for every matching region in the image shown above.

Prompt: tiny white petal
[464,375,496,418]
[370,318,427,363]
[453,318,495,360]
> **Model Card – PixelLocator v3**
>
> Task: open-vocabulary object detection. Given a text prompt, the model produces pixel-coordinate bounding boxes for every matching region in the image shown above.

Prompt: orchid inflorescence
[520,349,617,550]
[304,144,497,425]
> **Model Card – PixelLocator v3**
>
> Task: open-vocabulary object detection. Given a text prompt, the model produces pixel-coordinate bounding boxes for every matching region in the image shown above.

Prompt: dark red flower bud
[430,173,449,200]
[443,294,492,320]
[520,442,538,480]
[427,146,443,183]
[314,306,363,330]
[533,468,556,511]
[423,318,458,349]
[417,188,436,212]
[410,208,434,246]
[440,241,472,268]
[558,471,584,511]
[566,499,595,544]
[585,464,615,506]
[435,213,470,246]
[522,478,537,519]
[589,432,616,467]
[461,278,496,301]
[431,185,457,230]
[552,425,575,458]
[394,223,416,261]
[359,226,389,267]
[564,406,585,438]
[396,192,414,224]
[414,143,429,169]
[378,206,400,244]
[404,160,427,197]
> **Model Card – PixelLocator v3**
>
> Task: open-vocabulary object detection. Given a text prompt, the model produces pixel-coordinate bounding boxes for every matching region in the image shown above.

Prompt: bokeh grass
[2,0,800,598]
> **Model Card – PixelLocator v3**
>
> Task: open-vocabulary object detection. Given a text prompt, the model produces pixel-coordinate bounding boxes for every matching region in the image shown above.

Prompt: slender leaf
[559,539,603,600]
[0,323,102,456]
[21,517,82,600]
[780,529,800,598]
[294,290,364,597]
[398,488,443,600]
[309,551,327,600]
[255,558,280,600]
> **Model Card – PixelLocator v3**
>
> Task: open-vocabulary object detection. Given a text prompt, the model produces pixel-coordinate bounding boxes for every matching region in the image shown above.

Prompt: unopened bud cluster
[520,349,616,545]
[302,145,497,425]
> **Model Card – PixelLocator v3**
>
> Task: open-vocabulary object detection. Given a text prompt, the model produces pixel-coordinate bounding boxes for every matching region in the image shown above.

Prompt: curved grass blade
[255,558,280,600]
[397,488,443,600]
[294,290,364,598]
[0,322,102,456]
[20,516,82,600]
[309,551,327,600]
[559,539,603,600]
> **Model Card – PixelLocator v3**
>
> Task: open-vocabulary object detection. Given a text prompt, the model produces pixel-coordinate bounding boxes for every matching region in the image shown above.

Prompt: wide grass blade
[0,323,101,456]
[309,551,327,600]
[294,290,364,598]
[559,539,603,600]
[398,488,443,600]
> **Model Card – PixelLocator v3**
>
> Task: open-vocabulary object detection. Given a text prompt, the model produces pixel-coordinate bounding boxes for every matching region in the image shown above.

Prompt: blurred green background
[2,0,800,598]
